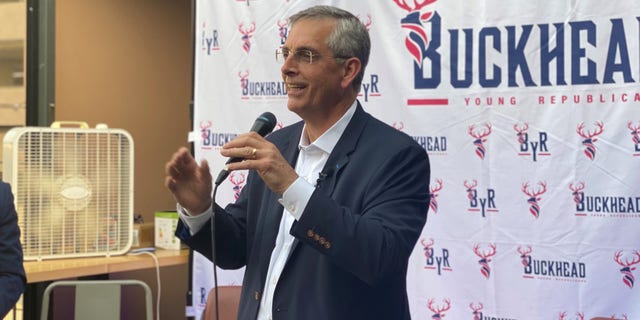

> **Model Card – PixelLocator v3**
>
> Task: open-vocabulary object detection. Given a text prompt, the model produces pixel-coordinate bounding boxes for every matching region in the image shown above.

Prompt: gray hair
[289,5,371,92]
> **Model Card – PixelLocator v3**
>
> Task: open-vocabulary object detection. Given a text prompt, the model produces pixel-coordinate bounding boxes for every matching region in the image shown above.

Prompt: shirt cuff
[278,177,315,220]
[177,203,214,236]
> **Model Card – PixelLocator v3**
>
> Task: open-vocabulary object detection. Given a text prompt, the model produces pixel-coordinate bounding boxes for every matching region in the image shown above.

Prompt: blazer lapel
[315,103,369,197]
[286,103,370,261]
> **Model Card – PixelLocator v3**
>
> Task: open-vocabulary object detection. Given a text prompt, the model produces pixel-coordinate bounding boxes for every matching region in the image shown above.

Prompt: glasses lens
[276,49,316,64]
[276,48,288,63]
[297,50,313,64]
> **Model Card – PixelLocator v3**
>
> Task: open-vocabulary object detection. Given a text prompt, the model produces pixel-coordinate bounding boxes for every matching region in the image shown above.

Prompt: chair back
[201,286,242,320]
[40,279,153,320]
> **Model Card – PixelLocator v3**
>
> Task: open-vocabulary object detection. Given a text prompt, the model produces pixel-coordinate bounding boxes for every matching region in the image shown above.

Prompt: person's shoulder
[0,182,11,208]
[364,114,420,148]
[0,181,9,193]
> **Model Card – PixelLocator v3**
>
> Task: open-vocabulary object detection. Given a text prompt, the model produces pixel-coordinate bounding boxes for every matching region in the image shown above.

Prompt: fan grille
[5,127,133,260]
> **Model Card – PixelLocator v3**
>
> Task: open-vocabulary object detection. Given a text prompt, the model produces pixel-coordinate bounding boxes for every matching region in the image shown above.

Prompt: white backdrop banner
[191,0,640,318]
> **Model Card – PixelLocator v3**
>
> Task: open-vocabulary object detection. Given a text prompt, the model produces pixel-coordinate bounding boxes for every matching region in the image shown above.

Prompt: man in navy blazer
[166,5,430,320]
[0,181,26,318]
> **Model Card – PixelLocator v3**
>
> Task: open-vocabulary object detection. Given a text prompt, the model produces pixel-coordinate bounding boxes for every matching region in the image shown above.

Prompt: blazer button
[313,234,320,241]
[324,242,331,249]
[254,291,261,300]
[307,229,314,238]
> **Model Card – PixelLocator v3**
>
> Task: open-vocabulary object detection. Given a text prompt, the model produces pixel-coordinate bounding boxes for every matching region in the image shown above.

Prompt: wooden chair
[201,286,242,320]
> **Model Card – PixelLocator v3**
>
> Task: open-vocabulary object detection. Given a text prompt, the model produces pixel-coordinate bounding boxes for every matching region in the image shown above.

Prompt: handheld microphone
[214,112,277,185]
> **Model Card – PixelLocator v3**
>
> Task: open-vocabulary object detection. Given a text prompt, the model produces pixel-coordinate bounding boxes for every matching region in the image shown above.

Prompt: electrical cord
[129,249,161,320]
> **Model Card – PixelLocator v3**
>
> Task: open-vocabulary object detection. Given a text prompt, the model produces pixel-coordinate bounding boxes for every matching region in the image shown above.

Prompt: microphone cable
[210,184,220,320]
[207,111,275,320]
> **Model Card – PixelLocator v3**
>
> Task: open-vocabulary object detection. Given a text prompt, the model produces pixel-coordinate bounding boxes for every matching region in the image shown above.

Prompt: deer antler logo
[464,180,478,201]
[199,120,212,140]
[468,123,492,159]
[559,311,585,320]
[469,302,483,320]
[360,14,372,31]
[514,123,529,145]
[474,243,497,279]
[614,250,640,288]
[394,0,438,67]
[229,172,246,201]
[429,179,443,213]
[238,22,256,53]
[576,121,604,160]
[421,238,435,262]
[427,298,450,319]
[277,19,289,45]
[518,246,532,267]
[569,182,585,206]
[238,70,250,91]
[522,181,547,218]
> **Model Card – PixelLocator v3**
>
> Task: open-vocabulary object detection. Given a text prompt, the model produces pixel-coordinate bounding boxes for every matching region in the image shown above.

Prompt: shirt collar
[298,100,358,154]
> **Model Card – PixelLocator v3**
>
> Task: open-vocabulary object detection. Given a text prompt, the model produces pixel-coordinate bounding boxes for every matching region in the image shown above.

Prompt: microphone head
[252,112,277,137]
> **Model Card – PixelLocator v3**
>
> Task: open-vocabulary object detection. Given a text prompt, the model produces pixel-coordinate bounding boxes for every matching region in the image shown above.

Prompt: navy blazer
[177,104,430,320]
[0,182,26,318]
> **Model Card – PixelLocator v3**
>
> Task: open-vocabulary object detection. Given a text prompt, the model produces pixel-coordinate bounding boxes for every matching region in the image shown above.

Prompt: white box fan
[2,121,134,260]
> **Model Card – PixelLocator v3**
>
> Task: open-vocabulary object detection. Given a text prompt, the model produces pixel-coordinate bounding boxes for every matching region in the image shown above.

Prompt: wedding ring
[251,148,257,158]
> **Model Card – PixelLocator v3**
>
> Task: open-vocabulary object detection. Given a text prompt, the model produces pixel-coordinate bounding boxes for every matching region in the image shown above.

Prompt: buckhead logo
[576,121,604,160]
[229,172,246,200]
[237,69,287,100]
[517,245,587,280]
[614,250,640,289]
[522,181,547,218]
[426,298,451,319]
[473,243,496,279]
[238,22,256,54]
[468,123,492,159]
[568,181,640,216]
[392,121,448,154]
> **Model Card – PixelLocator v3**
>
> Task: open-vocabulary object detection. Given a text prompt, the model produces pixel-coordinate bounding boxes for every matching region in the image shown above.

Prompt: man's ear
[340,57,362,89]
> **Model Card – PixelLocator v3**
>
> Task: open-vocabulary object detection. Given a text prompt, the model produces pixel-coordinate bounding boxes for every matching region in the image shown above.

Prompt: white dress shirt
[179,101,356,320]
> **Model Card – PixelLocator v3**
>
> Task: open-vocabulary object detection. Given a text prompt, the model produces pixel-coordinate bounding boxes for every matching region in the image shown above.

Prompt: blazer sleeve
[0,183,26,318]
[291,142,430,287]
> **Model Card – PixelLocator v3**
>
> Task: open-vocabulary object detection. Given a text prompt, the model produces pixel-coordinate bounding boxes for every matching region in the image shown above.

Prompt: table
[24,249,189,283]
[23,249,190,319]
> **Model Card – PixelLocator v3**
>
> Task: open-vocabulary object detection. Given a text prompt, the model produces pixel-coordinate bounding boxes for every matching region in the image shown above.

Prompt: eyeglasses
[275,48,347,64]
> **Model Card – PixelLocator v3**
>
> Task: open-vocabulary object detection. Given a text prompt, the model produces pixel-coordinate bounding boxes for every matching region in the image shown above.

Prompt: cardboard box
[154,211,184,250]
